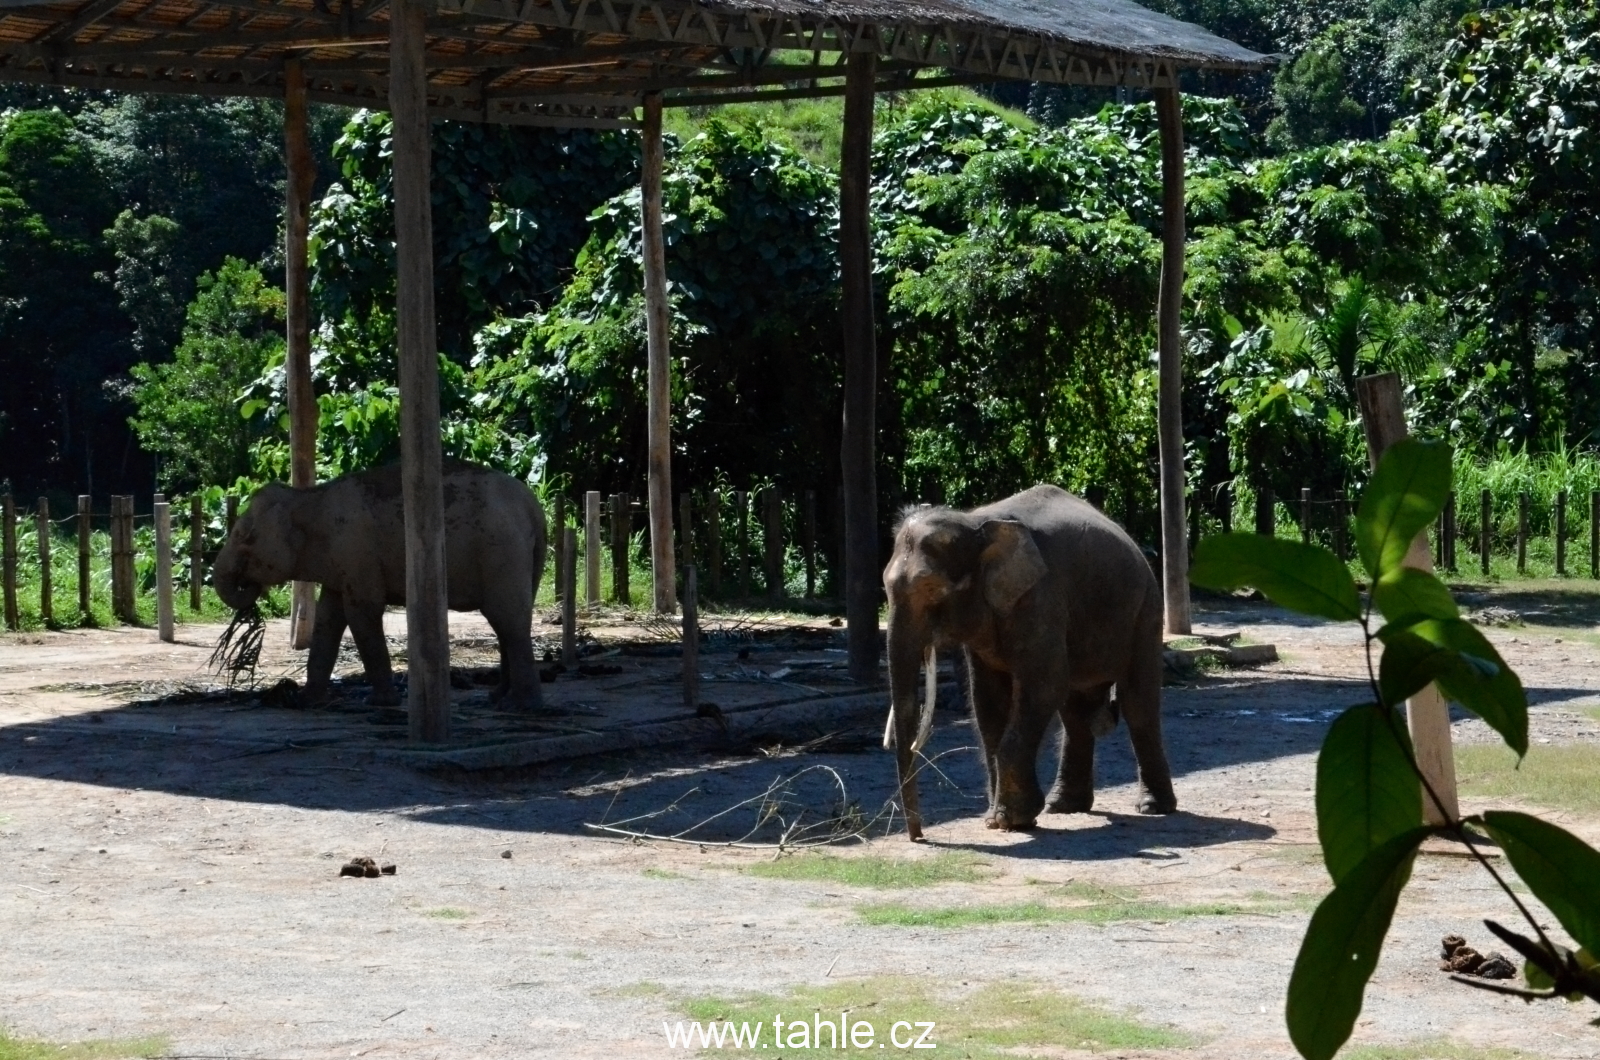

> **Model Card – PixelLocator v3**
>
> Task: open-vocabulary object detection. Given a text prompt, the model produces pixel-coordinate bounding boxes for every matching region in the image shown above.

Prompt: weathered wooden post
[681,565,699,710]
[561,527,577,666]
[1444,491,1457,572]
[1517,492,1529,575]
[1556,490,1568,576]
[1592,491,1600,580]
[2,492,16,630]
[392,0,451,743]
[154,496,174,642]
[35,497,51,626]
[764,487,783,602]
[804,489,817,599]
[1355,372,1458,826]
[839,49,880,681]
[706,492,722,599]
[1219,485,1233,535]
[1155,85,1191,635]
[612,492,632,606]
[1333,490,1348,562]
[188,495,203,611]
[736,489,750,598]
[111,496,136,624]
[1481,489,1493,577]
[641,91,676,614]
[285,55,318,653]
[551,493,567,604]
[584,490,602,608]
[677,492,695,576]
[77,495,91,616]
[1299,487,1311,545]
[1255,488,1274,537]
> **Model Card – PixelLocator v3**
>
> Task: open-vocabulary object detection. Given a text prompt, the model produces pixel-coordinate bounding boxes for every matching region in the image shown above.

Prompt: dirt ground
[4,587,1600,1059]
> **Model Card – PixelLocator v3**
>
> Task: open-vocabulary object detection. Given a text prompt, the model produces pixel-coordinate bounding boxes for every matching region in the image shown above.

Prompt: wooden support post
[1333,491,1348,562]
[1556,490,1568,576]
[736,489,750,598]
[1592,491,1600,580]
[561,527,577,666]
[1482,489,1493,577]
[1299,487,1311,546]
[285,55,318,652]
[1154,86,1191,635]
[839,49,880,682]
[77,495,91,616]
[392,0,450,743]
[1444,491,1457,572]
[612,492,632,606]
[1355,373,1458,826]
[107,495,122,623]
[35,497,51,626]
[111,496,136,624]
[552,493,566,604]
[641,91,676,614]
[804,488,817,599]
[1255,488,1274,537]
[154,497,174,642]
[225,495,238,533]
[677,492,694,575]
[681,564,699,710]
[188,495,203,611]
[706,492,722,600]
[764,487,783,601]
[584,490,602,607]
[1517,492,1529,575]
[1,492,15,630]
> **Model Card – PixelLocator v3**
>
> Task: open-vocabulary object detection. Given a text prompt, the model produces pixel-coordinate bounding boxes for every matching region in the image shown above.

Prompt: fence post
[584,491,602,607]
[1219,485,1232,535]
[614,491,632,606]
[706,491,721,600]
[35,497,51,627]
[188,496,203,611]
[1298,487,1310,545]
[736,489,750,598]
[764,487,783,601]
[1592,490,1600,580]
[1254,487,1274,537]
[551,493,566,605]
[803,489,817,599]
[2,492,16,630]
[561,527,577,666]
[1481,489,1492,577]
[1517,491,1529,576]
[1333,491,1347,562]
[677,492,695,577]
[1556,490,1568,577]
[682,564,699,710]
[1443,491,1457,572]
[77,495,91,617]
[154,497,174,642]
[109,496,130,624]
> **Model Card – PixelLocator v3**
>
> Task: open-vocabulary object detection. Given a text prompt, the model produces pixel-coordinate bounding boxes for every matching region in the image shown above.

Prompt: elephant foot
[366,685,401,708]
[1136,787,1178,815]
[1046,787,1095,814]
[987,808,1037,832]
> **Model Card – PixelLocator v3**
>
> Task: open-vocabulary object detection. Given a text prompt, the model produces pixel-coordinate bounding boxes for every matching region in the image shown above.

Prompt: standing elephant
[213,460,547,710]
[882,484,1176,840]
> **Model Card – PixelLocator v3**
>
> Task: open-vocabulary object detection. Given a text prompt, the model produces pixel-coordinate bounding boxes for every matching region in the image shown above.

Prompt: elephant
[213,459,547,711]
[882,484,1176,840]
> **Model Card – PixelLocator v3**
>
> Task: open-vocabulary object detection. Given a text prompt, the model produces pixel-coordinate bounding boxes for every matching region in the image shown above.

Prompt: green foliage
[128,260,284,490]
[745,852,991,888]
[1192,437,1598,1060]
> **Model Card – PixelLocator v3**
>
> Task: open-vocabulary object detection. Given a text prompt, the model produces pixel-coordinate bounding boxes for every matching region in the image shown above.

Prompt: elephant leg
[1122,635,1177,814]
[991,691,1052,832]
[966,654,1012,827]
[486,606,541,712]
[1046,687,1107,814]
[347,603,399,707]
[301,588,347,707]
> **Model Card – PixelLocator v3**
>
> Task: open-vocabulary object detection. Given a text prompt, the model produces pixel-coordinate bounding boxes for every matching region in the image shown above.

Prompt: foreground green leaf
[1377,619,1527,755]
[1356,438,1452,581]
[1317,705,1422,884]
[1190,535,1361,621]
[1482,811,1600,958]
[1371,567,1459,624]
[1287,827,1431,1060]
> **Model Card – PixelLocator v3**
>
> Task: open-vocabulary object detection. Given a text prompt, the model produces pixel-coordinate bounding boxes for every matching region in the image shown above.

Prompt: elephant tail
[1090,694,1120,739]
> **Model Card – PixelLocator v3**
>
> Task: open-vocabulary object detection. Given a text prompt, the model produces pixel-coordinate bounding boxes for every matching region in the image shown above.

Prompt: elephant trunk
[211,542,260,612]
[885,607,932,841]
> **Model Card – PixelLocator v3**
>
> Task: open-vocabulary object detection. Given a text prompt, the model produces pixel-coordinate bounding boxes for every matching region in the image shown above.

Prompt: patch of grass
[420,907,472,920]
[1456,741,1600,815]
[609,981,668,999]
[1345,1040,1544,1060]
[641,867,683,880]
[681,976,1193,1057]
[858,886,1311,928]
[746,851,992,889]
[0,1029,168,1060]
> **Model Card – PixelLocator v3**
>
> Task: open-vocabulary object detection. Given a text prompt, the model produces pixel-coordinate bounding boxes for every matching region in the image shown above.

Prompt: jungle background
[5,0,1600,592]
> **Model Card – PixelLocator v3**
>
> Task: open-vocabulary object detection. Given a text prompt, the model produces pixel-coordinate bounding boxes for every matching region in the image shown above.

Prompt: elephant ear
[979,519,1046,615]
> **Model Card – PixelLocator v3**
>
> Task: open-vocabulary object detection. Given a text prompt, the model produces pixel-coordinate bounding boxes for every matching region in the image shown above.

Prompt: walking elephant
[882,484,1176,840]
[213,460,547,710]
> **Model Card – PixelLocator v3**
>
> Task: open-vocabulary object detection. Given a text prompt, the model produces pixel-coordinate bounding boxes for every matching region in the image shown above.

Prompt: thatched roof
[0,0,1268,127]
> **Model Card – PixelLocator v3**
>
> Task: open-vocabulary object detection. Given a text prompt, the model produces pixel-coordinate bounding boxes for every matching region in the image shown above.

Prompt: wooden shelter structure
[0,0,1267,743]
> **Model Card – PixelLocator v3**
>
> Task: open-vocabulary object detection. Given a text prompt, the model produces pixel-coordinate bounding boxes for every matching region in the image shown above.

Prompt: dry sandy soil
[3,588,1600,1059]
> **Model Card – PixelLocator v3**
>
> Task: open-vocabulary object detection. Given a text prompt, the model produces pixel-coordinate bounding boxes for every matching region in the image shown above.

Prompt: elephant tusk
[912,646,936,753]
[882,703,896,750]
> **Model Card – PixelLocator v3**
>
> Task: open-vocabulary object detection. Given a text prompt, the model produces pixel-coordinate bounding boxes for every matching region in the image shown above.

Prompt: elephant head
[881,506,1047,840]
[212,484,306,611]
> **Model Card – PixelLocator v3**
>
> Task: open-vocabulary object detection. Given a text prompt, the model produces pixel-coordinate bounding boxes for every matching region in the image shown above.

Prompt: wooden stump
[77,495,91,617]
[763,487,783,602]
[35,497,51,626]
[154,498,174,642]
